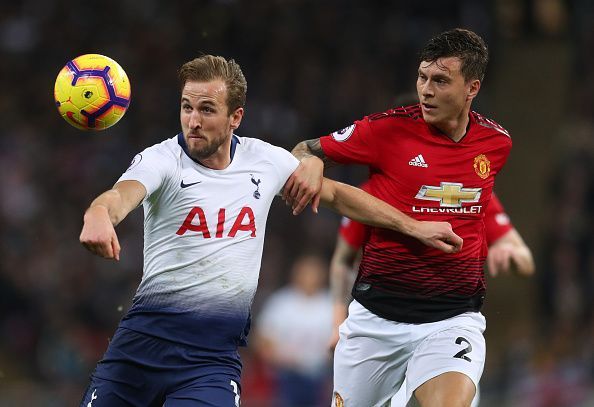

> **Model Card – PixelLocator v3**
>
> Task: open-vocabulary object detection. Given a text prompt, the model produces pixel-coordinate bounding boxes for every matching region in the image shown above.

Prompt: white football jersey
[116,133,299,351]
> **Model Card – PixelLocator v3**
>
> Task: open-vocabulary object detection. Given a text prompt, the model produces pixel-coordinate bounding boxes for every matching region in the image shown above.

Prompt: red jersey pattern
[484,193,513,245]
[339,216,369,249]
[321,104,512,323]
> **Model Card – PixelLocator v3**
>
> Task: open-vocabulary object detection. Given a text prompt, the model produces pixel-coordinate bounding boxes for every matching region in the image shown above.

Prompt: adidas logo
[408,154,428,168]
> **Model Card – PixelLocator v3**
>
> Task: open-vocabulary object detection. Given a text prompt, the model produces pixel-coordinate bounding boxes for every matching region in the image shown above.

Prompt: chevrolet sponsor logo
[415,182,482,208]
[412,205,483,214]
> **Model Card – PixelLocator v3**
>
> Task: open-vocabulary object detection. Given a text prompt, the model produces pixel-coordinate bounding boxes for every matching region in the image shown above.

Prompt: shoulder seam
[472,111,511,138]
[368,105,422,122]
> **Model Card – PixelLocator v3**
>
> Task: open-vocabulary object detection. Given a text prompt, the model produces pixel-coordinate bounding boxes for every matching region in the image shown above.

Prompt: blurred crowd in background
[1,0,594,405]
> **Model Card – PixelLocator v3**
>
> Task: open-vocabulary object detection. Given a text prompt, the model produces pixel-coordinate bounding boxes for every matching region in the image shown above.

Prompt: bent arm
[79,180,147,260]
[284,138,337,215]
[319,178,463,253]
[291,138,334,164]
[319,178,415,232]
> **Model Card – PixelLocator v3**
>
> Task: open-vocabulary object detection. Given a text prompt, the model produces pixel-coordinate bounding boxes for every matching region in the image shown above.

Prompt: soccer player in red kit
[284,29,512,406]
[329,191,535,406]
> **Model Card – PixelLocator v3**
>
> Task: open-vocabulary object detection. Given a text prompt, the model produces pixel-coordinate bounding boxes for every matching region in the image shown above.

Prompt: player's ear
[467,79,481,100]
[230,107,244,130]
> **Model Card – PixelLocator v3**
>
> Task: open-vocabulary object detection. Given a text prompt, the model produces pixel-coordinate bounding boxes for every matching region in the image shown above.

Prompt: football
[54,54,131,131]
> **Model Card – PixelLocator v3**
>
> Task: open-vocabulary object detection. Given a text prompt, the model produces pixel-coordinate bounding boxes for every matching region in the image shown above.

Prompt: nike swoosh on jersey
[180,180,202,188]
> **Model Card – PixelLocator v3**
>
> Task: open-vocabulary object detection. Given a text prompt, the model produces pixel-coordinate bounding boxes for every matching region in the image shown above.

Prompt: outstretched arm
[487,228,535,277]
[319,178,463,253]
[79,180,147,260]
[283,138,337,215]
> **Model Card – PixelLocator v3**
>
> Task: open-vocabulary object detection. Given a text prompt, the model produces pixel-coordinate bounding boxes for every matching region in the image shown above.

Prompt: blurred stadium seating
[1,1,593,405]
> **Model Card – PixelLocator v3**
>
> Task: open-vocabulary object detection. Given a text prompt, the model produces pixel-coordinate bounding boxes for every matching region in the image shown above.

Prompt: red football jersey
[321,104,512,323]
[484,192,513,244]
[339,216,369,249]
[340,192,514,249]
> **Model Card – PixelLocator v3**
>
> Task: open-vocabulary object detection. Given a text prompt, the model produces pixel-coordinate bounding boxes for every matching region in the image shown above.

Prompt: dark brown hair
[419,28,488,82]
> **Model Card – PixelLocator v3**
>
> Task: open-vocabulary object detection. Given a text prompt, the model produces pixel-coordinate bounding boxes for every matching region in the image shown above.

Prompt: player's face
[180,79,243,162]
[416,57,479,131]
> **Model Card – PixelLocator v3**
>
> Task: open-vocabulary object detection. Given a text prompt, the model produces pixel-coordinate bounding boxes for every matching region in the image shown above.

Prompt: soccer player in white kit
[78,55,462,407]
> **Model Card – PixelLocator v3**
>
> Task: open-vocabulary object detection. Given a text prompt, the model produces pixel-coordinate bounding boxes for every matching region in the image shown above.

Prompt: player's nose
[188,111,201,129]
[420,81,434,97]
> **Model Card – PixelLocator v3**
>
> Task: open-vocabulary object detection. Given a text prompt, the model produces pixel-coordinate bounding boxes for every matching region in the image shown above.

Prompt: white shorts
[332,300,486,407]
[390,380,480,407]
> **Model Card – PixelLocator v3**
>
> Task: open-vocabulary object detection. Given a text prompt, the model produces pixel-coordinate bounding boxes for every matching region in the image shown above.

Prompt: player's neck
[198,155,230,170]
[436,109,471,143]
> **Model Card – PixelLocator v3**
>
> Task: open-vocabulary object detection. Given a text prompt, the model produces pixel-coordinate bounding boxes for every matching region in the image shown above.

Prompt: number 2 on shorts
[453,337,472,362]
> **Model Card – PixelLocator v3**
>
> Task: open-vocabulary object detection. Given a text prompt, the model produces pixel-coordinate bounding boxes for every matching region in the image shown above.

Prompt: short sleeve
[117,144,173,197]
[484,193,514,245]
[339,217,369,249]
[319,118,377,165]
[265,144,299,195]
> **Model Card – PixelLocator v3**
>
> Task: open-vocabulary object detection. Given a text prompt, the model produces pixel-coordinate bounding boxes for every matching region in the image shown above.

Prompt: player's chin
[421,111,439,123]
[190,144,217,160]
[187,137,207,150]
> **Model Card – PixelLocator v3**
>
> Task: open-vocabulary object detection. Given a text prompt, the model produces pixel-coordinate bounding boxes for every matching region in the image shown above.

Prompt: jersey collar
[424,113,474,144]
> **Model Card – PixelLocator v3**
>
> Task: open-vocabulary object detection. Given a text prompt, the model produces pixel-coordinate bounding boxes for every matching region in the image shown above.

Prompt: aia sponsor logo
[176,206,256,238]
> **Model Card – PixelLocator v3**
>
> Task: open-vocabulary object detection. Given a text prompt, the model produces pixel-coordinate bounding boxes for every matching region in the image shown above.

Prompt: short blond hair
[178,55,247,113]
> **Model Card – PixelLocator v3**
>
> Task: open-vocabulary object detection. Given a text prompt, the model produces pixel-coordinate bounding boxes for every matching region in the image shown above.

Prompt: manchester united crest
[473,154,491,179]
[333,392,344,407]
